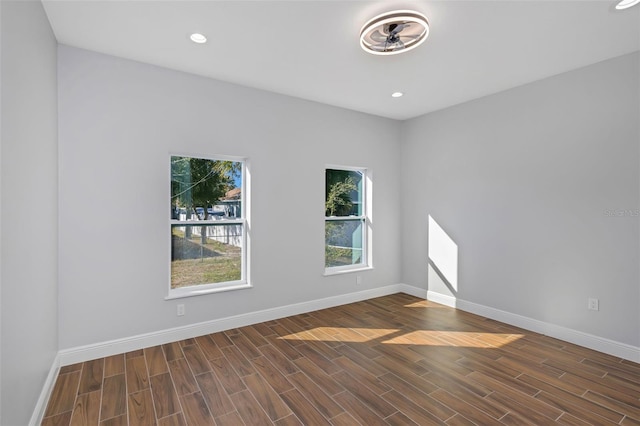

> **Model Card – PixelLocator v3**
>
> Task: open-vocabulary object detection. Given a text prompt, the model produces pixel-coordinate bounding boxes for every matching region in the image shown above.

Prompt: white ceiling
[42,0,640,120]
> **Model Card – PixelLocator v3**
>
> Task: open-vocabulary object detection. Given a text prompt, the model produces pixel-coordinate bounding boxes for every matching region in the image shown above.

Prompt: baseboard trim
[29,354,60,426]
[397,283,428,299]
[59,284,406,366]
[426,290,640,363]
[425,289,456,307]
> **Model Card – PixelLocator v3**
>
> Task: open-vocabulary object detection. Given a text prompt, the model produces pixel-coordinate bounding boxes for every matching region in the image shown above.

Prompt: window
[169,155,248,298]
[325,167,370,273]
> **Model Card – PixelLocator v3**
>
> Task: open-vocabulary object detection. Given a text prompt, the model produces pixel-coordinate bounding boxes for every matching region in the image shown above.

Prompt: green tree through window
[325,168,367,270]
[170,156,245,293]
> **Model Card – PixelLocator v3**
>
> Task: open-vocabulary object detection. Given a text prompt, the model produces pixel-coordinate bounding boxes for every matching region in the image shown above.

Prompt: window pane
[325,169,363,217]
[325,219,364,268]
[171,224,242,288]
[171,156,242,220]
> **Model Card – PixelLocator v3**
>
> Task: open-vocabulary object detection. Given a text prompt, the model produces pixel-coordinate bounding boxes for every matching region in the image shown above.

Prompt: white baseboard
[424,289,455,307]
[59,284,405,366]
[29,354,60,426]
[397,283,428,299]
[60,285,638,364]
[427,290,640,363]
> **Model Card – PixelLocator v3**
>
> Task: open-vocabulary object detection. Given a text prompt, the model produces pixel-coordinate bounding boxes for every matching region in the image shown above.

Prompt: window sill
[165,282,252,300]
[323,266,373,277]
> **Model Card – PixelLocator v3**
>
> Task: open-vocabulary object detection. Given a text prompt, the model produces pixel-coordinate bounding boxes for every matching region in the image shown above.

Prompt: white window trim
[167,154,250,300]
[324,165,372,275]
[323,265,374,277]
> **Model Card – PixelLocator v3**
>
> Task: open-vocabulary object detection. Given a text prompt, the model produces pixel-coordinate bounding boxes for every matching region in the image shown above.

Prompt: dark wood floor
[43,293,640,425]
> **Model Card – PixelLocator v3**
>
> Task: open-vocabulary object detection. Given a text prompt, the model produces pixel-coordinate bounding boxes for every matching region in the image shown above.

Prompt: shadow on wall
[428,215,458,297]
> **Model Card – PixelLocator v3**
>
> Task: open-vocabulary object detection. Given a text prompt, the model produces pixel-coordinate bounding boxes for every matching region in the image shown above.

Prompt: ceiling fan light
[615,0,640,9]
[360,10,429,55]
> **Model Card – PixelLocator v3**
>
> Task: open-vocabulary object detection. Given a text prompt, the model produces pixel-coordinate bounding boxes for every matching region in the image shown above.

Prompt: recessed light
[391,92,404,98]
[360,10,429,55]
[190,33,207,44]
[616,0,640,9]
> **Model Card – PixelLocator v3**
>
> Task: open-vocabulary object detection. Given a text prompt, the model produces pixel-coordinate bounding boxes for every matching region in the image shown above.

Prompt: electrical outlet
[356,275,363,286]
[177,304,185,316]
[588,298,599,311]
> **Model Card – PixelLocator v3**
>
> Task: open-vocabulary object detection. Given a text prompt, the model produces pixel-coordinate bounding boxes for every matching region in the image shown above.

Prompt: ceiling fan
[360,10,430,55]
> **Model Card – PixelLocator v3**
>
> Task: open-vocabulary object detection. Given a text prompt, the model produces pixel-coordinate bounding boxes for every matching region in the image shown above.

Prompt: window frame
[324,165,373,275]
[167,153,250,300]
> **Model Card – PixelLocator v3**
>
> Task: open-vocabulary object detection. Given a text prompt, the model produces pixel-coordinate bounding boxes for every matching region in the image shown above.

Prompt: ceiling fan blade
[370,30,388,42]
[369,39,407,51]
[399,33,420,41]
[369,42,388,50]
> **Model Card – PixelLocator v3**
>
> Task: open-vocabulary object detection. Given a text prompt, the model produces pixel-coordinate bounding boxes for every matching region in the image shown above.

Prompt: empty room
[1,0,639,425]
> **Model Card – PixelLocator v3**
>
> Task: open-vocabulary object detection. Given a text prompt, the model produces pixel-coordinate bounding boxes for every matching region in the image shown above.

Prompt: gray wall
[401,52,640,346]
[0,1,59,424]
[57,46,402,350]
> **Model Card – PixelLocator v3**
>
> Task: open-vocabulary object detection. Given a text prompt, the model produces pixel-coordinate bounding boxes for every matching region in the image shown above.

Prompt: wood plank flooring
[42,294,640,425]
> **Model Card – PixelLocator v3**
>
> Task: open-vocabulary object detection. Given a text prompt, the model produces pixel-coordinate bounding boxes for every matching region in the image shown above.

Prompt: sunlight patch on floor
[278,326,524,348]
[278,327,400,342]
[382,330,524,348]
